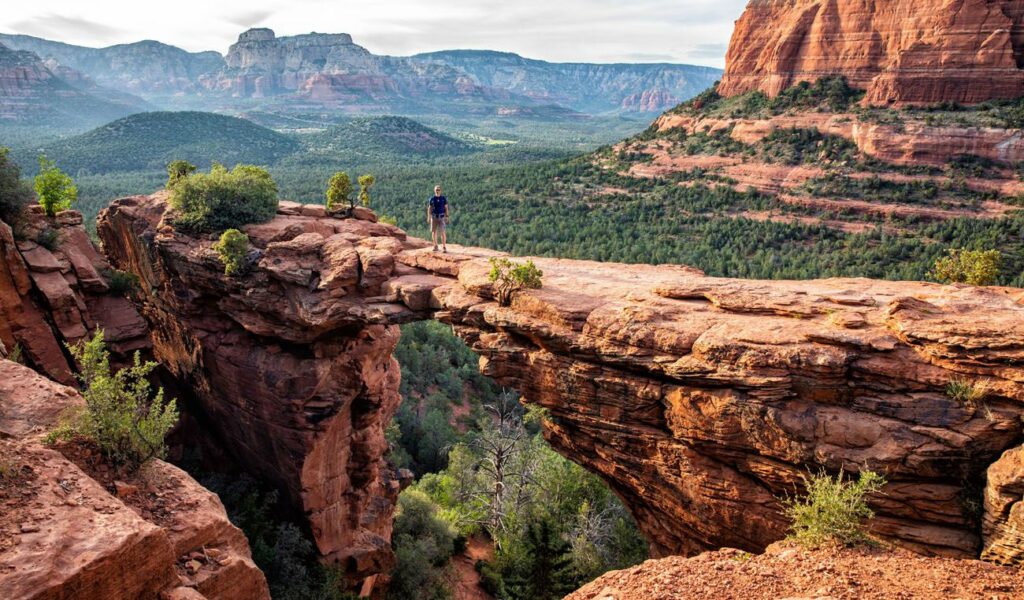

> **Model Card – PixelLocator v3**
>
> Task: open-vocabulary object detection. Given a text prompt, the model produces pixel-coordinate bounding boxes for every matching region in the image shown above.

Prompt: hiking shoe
[443,246,447,253]
[432,245,439,251]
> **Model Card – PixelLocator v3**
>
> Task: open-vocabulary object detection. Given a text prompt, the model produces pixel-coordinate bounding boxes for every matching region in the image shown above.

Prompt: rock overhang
[97,192,1024,583]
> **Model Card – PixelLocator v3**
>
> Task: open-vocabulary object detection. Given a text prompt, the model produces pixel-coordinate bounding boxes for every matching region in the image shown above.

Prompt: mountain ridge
[0,29,721,117]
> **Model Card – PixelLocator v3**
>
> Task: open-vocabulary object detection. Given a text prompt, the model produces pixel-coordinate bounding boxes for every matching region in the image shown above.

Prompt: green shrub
[759,128,859,165]
[0,147,34,226]
[326,171,353,211]
[34,156,77,217]
[53,330,178,470]
[169,164,278,232]
[388,489,457,600]
[105,269,139,296]
[771,76,865,113]
[930,248,1001,286]
[475,559,506,597]
[7,342,24,365]
[784,469,885,548]
[358,174,376,208]
[946,377,991,410]
[166,159,197,188]
[213,228,250,276]
[488,257,543,306]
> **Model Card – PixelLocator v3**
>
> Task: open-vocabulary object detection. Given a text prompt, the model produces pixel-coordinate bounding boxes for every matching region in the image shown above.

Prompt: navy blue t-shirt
[429,195,448,217]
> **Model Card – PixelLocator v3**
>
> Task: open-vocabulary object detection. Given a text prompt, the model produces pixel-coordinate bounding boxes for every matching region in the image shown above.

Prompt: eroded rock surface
[0,359,269,600]
[0,206,150,384]
[719,0,1024,105]
[99,194,1024,577]
[566,542,1024,600]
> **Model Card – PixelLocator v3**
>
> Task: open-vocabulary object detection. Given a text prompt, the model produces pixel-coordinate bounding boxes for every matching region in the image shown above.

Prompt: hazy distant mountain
[411,50,722,114]
[0,42,151,128]
[0,28,722,120]
[0,33,224,94]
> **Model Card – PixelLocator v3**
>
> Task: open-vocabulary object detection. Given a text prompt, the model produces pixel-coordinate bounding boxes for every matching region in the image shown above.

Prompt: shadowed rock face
[719,0,1024,105]
[98,194,1024,586]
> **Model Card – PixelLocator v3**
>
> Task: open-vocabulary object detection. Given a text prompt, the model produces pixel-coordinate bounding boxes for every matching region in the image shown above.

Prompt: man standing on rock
[428,184,449,253]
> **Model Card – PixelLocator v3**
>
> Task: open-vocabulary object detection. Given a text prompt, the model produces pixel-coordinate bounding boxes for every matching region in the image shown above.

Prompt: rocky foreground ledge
[567,542,1024,600]
[97,193,1024,587]
[0,359,269,599]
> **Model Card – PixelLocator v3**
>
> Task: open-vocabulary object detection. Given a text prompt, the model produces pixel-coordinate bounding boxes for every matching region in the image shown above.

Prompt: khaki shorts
[430,216,447,233]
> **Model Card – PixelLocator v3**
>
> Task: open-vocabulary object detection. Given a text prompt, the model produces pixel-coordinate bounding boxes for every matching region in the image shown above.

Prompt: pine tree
[505,517,577,600]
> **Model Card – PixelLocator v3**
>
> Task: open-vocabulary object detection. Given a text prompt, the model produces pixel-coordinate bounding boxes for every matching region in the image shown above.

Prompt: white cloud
[0,0,746,67]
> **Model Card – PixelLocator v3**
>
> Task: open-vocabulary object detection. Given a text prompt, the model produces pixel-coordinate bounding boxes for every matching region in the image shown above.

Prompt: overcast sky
[0,0,747,67]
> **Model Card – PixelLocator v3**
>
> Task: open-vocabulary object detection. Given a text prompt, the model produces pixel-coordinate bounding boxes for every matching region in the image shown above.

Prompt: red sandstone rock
[983,445,1024,565]
[98,196,420,589]
[99,193,1024,576]
[0,439,179,600]
[566,543,1024,600]
[0,220,73,384]
[719,0,1024,106]
[0,207,150,383]
[0,359,270,600]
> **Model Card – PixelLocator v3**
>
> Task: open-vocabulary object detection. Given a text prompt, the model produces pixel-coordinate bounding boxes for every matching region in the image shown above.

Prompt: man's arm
[445,201,450,220]
[426,202,431,223]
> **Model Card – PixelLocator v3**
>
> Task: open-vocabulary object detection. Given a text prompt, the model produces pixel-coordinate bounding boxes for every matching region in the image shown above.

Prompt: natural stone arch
[98,194,1024,589]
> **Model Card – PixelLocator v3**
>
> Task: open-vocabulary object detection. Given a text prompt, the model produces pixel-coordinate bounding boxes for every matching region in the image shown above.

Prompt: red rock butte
[93,193,1024,591]
[718,0,1024,105]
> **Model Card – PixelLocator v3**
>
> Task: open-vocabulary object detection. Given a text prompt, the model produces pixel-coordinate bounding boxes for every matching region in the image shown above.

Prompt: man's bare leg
[441,229,447,253]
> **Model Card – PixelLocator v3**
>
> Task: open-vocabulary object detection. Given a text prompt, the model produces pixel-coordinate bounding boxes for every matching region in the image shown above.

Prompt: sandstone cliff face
[100,194,1024,577]
[97,195,421,588]
[0,359,269,600]
[0,207,150,384]
[719,0,1024,105]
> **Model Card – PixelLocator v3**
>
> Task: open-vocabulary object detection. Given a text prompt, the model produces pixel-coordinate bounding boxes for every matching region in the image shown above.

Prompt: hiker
[427,184,449,252]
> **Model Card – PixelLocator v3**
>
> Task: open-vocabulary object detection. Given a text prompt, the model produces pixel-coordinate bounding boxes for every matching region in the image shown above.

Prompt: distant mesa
[237,28,276,43]
[0,28,720,118]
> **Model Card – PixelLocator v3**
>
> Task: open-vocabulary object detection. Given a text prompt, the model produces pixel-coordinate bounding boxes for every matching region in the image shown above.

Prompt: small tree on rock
[34,156,77,217]
[326,171,353,211]
[489,258,543,307]
[213,228,250,276]
[51,330,178,470]
[358,174,376,207]
[166,160,197,189]
[930,248,1001,286]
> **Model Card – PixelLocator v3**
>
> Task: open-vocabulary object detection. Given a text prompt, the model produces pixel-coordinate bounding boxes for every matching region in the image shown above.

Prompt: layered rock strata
[0,207,149,385]
[99,194,1024,578]
[0,359,269,600]
[98,194,418,588]
[719,0,1024,105]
